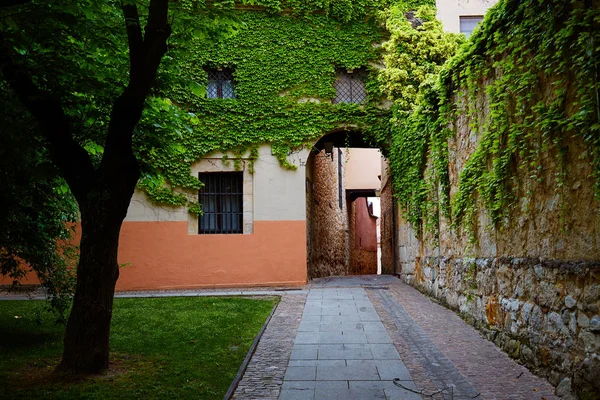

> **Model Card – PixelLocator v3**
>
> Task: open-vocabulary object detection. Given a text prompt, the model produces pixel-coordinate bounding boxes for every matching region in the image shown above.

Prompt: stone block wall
[307,149,349,278]
[396,68,600,399]
[408,256,600,396]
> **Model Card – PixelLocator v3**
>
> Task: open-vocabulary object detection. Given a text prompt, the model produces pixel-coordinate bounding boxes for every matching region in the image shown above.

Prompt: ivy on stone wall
[381,3,462,236]
[133,2,392,209]
[389,0,600,242]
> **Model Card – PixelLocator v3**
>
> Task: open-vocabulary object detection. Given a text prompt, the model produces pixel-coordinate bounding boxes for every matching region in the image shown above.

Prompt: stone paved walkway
[233,275,558,400]
[280,287,422,400]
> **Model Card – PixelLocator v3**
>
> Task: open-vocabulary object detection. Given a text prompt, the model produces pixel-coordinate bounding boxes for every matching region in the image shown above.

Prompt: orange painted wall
[2,220,308,290]
[116,220,307,290]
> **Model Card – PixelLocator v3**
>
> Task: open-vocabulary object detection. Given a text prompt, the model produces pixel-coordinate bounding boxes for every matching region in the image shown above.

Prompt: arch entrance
[305,130,392,279]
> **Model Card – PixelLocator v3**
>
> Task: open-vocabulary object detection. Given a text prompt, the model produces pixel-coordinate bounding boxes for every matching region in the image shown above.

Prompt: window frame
[205,68,236,99]
[459,15,484,38]
[198,171,244,234]
[333,69,367,104]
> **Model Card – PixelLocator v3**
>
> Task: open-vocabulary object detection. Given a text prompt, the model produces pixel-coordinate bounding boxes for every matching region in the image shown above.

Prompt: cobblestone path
[233,294,306,400]
[232,276,558,400]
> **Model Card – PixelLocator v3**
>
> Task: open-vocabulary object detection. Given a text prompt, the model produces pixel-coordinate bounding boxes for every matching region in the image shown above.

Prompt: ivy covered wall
[132,2,395,209]
[390,1,600,397]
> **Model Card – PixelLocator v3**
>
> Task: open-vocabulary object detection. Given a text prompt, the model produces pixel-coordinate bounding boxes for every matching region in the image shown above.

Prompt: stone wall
[396,76,600,399]
[380,159,396,275]
[307,149,349,278]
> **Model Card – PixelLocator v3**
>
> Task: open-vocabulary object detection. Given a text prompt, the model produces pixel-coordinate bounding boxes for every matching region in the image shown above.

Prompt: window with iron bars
[333,69,367,104]
[206,68,236,99]
[198,172,243,234]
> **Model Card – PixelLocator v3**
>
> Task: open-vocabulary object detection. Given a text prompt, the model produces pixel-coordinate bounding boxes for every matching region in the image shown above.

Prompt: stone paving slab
[281,287,422,399]
[231,275,559,400]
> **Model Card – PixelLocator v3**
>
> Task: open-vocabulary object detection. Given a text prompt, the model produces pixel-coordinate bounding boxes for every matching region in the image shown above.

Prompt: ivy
[389,0,600,244]
[135,5,392,208]
[382,4,462,237]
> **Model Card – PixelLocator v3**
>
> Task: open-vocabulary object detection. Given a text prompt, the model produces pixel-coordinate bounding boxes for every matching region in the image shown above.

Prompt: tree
[0,0,171,373]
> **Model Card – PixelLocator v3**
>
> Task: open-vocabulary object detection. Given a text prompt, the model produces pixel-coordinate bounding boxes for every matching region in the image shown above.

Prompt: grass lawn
[0,296,276,399]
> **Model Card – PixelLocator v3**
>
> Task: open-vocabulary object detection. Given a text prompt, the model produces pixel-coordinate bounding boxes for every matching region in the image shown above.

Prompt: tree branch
[102,0,171,184]
[0,33,96,201]
[0,0,33,8]
[121,1,143,76]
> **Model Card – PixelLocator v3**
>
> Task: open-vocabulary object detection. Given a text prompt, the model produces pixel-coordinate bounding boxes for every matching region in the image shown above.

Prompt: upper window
[460,16,483,38]
[198,172,243,234]
[206,68,235,99]
[333,69,366,104]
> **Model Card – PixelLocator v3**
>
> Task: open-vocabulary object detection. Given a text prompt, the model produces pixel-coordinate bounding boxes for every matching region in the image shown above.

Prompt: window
[206,68,235,99]
[333,69,366,104]
[460,16,483,38]
[198,172,243,234]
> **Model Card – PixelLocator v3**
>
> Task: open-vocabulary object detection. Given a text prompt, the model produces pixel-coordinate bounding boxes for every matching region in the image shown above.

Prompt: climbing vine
[134,2,392,208]
[381,3,462,237]
[389,0,600,243]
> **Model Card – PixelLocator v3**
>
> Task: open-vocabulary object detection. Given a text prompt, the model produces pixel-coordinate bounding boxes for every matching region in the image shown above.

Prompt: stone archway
[305,130,386,279]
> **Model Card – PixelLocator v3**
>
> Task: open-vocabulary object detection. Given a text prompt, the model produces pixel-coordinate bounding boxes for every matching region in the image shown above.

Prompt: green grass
[0,296,277,399]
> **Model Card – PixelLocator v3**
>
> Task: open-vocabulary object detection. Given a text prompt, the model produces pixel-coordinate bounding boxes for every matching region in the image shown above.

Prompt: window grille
[198,172,243,234]
[206,68,235,99]
[333,69,367,104]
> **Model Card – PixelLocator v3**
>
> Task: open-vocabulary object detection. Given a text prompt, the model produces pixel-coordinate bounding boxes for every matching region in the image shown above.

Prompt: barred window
[198,172,243,234]
[333,69,366,104]
[206,68,235,99]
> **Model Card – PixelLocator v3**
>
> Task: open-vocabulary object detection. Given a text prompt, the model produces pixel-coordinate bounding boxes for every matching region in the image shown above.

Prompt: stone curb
[224,297,281,400]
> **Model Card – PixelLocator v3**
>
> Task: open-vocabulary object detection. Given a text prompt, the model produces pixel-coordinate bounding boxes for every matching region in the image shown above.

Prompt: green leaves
[134,7,388,207]
[389,0,600,246]
[189,81,206,97]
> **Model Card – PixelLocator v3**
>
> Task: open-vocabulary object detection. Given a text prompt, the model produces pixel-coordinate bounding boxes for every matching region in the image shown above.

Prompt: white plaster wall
[126,189,189,222]
[125,144,309,226]
[345,148,382,190]
[436,0,498,33]
[253,145,310,221]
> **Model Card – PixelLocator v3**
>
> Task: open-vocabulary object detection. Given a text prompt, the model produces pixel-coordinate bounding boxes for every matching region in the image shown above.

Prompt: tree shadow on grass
[0,327,62,349]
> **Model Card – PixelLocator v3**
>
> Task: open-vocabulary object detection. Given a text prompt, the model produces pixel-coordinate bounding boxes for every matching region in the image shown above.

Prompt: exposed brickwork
[232,294,306,400]
[379,161,395,275]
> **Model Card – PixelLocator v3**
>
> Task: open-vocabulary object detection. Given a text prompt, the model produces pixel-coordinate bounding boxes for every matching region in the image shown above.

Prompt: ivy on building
[134,0,394,209]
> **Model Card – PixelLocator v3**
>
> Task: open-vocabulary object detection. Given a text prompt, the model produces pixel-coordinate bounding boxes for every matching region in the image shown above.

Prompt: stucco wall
[436,0,498,33]
[349,198,377,275]
[118,144,309,289]
[307,148,349,278]
[345,148,382,190]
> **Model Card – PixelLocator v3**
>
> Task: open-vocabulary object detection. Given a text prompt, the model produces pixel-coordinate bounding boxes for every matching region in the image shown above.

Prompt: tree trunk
[58,175,138,373]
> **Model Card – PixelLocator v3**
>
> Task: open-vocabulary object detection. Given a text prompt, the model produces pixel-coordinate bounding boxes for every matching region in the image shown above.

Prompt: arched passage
[305,130,391,279]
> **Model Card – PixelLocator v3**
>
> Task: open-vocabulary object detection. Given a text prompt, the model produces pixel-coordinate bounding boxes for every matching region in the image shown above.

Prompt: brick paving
[369,289,445,400]
[232,294,307,400]
[382,280,557,400]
